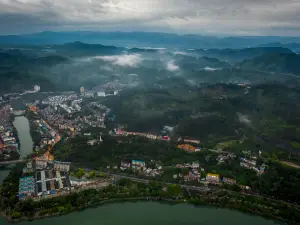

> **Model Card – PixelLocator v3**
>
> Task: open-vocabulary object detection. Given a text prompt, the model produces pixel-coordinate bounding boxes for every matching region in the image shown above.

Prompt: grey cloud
[0,0,300,35]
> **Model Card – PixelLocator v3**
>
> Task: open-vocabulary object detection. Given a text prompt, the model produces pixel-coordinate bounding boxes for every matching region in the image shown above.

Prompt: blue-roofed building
[18,176,35,199]
[132,160,146,170]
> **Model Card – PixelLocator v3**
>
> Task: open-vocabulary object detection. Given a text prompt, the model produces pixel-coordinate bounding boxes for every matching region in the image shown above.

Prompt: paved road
[90,170,300,208]
[92,171,210,192]
[0,159,27,165]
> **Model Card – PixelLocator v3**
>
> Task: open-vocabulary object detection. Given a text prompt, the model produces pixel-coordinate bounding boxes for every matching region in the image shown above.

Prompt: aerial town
[0,82,277,222]
[0,105,19,160]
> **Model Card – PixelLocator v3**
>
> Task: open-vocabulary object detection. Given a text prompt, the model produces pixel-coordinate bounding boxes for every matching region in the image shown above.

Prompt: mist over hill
[1,41,300,95]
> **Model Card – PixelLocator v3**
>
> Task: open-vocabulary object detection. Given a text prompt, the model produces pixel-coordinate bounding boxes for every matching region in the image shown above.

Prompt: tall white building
[80,87,85,95]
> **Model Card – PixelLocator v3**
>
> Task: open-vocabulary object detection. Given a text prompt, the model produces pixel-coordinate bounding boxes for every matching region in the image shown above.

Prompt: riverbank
[1,177,299,224]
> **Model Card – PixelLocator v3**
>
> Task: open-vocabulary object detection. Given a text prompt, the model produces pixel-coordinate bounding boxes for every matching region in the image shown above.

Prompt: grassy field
[280,160,300,169]
[215,140,237,150]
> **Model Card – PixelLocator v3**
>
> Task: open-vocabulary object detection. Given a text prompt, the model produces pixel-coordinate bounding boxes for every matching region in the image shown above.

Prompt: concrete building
[35,160,48,170]
[97,91,106,97]
[53,161,71,172]
[84,91,94,98]
[80,87,85,95]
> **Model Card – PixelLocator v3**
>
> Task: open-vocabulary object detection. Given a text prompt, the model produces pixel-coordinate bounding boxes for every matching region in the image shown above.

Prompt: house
[184,139,200,145]
[87,139,97,146]
[121,161,131,168]
[97,91,106,97]
[132,160,146,170]
[206,173,220,183]
[177,144,196,152]
[223,177,237,184]
[84,91,95,98]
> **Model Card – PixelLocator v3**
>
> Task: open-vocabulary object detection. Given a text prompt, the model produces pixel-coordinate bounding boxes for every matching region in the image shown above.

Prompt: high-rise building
[80,87,85,95]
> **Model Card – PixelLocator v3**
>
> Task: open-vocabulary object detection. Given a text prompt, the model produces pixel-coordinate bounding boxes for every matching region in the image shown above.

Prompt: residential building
[206,173,220,183]
[84,91,94,98]
[35,160,48,170]
[87,139,98,146]
[177,144,196,152]
[132,160,146,170]
[80,87,85,95]
[97,92,106,97]
[223,177,237,184]
[53,161,71,172]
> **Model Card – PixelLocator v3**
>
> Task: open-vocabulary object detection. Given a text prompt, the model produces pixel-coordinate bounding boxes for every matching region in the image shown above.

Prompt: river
[13,116,34,158]
[0,202,280,225]
[0,116,33,183]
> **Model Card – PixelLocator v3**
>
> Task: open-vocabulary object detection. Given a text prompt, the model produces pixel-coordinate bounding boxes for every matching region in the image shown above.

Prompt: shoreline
[0,196,287,224]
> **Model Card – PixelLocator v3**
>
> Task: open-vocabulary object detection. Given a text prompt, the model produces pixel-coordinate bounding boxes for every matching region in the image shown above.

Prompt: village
[1,83,267,200]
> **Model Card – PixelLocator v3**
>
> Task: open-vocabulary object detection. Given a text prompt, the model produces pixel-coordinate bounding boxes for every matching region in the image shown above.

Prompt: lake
[0,202,280,225]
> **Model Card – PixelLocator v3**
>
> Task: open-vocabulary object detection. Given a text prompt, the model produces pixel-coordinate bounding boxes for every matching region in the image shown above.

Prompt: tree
[88,171,96,179]
[10,210,21,219]
[76,168,85,178]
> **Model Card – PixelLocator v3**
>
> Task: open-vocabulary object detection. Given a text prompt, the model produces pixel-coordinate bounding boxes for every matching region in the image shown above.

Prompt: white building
[53,161,70,172]
[97,91,106,97]
[34,85,40,92]
[80,87,85,95]
[84,91,94,98]
[35,160,48,170]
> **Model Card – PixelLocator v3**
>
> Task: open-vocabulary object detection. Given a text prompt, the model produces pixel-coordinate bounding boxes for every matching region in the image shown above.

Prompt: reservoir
[0,116,33,183]
[0,202,279,225]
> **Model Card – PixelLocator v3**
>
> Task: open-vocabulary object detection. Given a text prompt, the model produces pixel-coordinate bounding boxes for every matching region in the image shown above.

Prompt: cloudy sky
[1,0,300,36]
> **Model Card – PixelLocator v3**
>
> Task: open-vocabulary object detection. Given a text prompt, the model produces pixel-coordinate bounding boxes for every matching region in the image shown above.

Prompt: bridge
[0,159,27,166]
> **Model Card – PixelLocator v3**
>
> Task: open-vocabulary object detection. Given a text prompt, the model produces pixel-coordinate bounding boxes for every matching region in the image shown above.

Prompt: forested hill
[188,47,293,63]
[238,53,300,75]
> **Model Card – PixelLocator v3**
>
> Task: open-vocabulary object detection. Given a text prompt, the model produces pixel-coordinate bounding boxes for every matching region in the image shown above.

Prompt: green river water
[0,202,280,225]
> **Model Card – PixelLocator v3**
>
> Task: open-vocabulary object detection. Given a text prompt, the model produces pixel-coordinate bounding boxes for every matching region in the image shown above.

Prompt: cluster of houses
[113,128,171,141]
[81,83,121,98]
[33,119,61,148]
[113,128,202,147]
[39,96,110,136]
[216,153,236,164]
[0,127,18,154]
[119,160,163,177]
[172,162,240,185]
[0,105,19,156]
[240,157,266,175]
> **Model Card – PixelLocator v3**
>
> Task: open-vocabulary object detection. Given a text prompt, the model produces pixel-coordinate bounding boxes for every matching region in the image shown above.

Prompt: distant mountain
[53,41,124,56]
[256,42,300,53]
[238,53,300,75]
[1,31,300,48]
[0,50,68,68]
[127,47,161,53]
[174,55,231,70]
[188,47,294,63]
[28,55,68,67]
